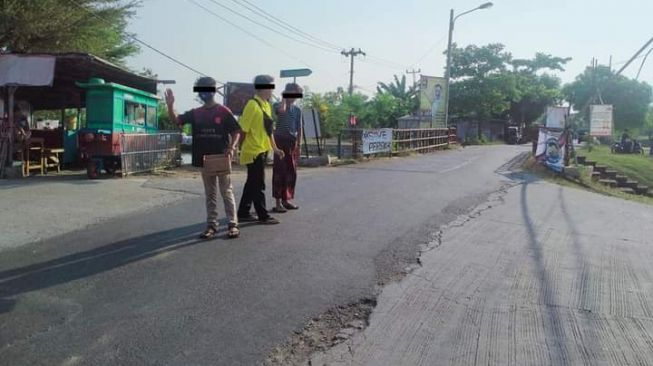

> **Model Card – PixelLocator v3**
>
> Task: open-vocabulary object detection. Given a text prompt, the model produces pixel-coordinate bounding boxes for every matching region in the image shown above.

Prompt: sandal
[282,202,299,210]
[272,206,287,213]
[199,226,218,239]
[227,224,240,239]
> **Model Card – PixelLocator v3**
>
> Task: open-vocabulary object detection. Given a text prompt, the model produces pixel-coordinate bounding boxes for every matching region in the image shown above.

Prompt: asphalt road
[0,146,527,366]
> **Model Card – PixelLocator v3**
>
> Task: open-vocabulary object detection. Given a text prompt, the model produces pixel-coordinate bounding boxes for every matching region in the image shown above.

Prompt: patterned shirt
[273,103,302,138]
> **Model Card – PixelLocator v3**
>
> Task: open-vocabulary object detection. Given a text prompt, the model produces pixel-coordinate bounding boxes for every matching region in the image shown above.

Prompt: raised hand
[164,89,175,107]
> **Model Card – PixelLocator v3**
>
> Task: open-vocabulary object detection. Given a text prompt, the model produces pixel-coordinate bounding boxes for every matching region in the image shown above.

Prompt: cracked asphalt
[1,146,530,365]
[311,161,653,366]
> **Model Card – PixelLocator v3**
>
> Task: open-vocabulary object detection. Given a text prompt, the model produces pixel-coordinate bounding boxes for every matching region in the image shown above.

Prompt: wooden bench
[43,148,64,173]
[23,138,45,176]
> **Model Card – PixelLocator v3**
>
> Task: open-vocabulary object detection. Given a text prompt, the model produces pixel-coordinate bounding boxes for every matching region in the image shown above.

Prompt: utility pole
[341,48,366,95]
[616,36,653,76]
[406,68,421,88]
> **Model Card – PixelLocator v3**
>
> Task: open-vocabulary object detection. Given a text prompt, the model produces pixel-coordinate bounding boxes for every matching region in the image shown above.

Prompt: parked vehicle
[611,140,644,154]
[506,126,522,144]
[77,78,160,178]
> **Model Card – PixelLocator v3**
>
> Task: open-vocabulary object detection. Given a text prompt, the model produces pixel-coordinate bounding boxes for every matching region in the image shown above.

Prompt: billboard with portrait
[419,75,447,127]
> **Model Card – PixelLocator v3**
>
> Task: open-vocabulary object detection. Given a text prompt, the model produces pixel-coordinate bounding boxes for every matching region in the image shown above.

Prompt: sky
[126,0,653,112]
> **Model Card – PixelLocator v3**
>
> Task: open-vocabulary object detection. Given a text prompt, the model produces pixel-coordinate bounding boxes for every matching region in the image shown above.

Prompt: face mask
[198,92,215,103]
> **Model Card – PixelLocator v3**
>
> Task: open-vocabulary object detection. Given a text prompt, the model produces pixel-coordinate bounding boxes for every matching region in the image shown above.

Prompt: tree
[447,43,516,139]
[376,74,418,115]
[448,43,572,139]
[564,66,653,132]
[508,53,570,126]
[0,0,140,65]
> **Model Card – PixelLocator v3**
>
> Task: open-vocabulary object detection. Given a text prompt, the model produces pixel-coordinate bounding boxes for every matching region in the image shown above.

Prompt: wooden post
[7,86,16,166]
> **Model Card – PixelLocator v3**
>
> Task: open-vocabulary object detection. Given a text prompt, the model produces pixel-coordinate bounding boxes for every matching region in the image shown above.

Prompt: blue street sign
[280,68,312,78]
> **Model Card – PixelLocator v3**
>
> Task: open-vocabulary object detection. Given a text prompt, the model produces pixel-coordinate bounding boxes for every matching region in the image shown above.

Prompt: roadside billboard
[419,75,447,127]
[545,106,568,129]
[224,82,255,115]
[589,104,613,137]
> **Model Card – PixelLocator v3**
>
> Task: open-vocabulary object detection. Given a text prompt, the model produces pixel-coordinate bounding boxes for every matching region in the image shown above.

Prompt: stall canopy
[0,53,157,110]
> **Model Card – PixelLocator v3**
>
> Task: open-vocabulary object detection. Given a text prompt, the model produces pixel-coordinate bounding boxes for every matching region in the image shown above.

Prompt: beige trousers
[201,170,237,227]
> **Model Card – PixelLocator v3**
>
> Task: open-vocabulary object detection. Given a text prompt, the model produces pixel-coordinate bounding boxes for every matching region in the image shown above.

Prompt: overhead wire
[411,34,448,68]
[229,0,409,71]
[65,0,214,80]
[229,0,343,51]
[204,0,340,54]
[187,0,314,68]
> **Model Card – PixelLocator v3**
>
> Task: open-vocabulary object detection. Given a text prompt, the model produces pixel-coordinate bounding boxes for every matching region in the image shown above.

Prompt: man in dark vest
[165,77,241,239]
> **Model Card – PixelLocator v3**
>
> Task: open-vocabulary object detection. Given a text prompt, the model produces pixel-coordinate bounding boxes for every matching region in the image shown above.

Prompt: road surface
[7,145,642,365]
[311,163,653,365]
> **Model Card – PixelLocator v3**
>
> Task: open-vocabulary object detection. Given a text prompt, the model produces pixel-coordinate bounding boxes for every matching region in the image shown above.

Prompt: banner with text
[362,128,392,155]
[590,105,613,137]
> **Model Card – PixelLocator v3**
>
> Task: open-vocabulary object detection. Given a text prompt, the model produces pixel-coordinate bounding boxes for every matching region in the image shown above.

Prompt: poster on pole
[589,105,613,137]
[362,128,392,155]
[545,106,568,129]
[419,75,447,127]
[224,82,255,115]
[535,128,567,172]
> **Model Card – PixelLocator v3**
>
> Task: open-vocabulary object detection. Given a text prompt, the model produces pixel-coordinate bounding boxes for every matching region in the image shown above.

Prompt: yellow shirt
[239,95,273,165]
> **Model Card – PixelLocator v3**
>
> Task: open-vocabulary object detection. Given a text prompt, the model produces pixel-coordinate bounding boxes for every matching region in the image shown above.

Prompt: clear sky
[126,0,653,112]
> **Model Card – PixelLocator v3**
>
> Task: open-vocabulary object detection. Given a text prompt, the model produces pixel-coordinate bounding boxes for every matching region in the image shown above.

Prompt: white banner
[590,105,613,137]
[545,106,567,129]
[362,128,392,155]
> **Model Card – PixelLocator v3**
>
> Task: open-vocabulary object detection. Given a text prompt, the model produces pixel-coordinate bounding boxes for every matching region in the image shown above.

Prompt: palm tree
[377,74,418,113]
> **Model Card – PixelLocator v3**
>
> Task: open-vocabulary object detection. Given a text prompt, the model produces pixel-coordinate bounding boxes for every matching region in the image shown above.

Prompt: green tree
[508,53,570,126]
[564,66,653,132]
[447,43,515,121]
[448,43,572,139]
[0,0,141,65]
[363,93,402,128]
[376,74,419,116]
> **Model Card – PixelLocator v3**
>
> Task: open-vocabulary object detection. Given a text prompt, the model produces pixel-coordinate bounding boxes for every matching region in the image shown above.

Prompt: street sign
[280,68,312,78]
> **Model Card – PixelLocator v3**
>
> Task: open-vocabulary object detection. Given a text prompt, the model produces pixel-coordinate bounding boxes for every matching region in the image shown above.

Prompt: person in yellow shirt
[237,74,285,224]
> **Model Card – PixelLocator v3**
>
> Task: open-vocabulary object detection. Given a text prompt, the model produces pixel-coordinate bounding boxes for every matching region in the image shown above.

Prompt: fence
[120,132,182,177]
[336,128,456,159]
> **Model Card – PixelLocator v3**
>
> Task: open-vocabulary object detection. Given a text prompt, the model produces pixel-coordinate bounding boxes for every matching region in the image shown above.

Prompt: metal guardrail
[393,128,451,153]
[120,132,182,177]
[337,128,456,159]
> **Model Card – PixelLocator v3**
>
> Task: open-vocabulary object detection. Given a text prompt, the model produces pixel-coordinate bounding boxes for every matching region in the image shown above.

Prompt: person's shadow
[0,221,241,314]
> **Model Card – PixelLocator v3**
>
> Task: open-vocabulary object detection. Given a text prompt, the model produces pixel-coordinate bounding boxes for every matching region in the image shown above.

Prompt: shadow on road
[0,223,221,312]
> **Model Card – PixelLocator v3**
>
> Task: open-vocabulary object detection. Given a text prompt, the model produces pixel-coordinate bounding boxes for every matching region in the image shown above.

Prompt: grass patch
[578,145,653,188]
[523,156,653,206]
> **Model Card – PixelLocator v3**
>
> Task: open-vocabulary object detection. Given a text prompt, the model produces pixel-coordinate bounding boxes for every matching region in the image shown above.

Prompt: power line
[230,0,343,51]
[363,55,406,70]
[66,0,213,80]
[411,34,448,68]
[229,0,407,71]
[204,0,339,54]
[188,0,313,68]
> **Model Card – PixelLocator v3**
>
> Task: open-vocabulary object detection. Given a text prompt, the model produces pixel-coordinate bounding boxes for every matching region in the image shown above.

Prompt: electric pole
[341,48,366,95]
[406,68,421,88]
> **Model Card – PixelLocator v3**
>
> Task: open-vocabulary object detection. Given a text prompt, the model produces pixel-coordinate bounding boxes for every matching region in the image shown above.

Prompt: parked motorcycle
[611,140,644,154]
